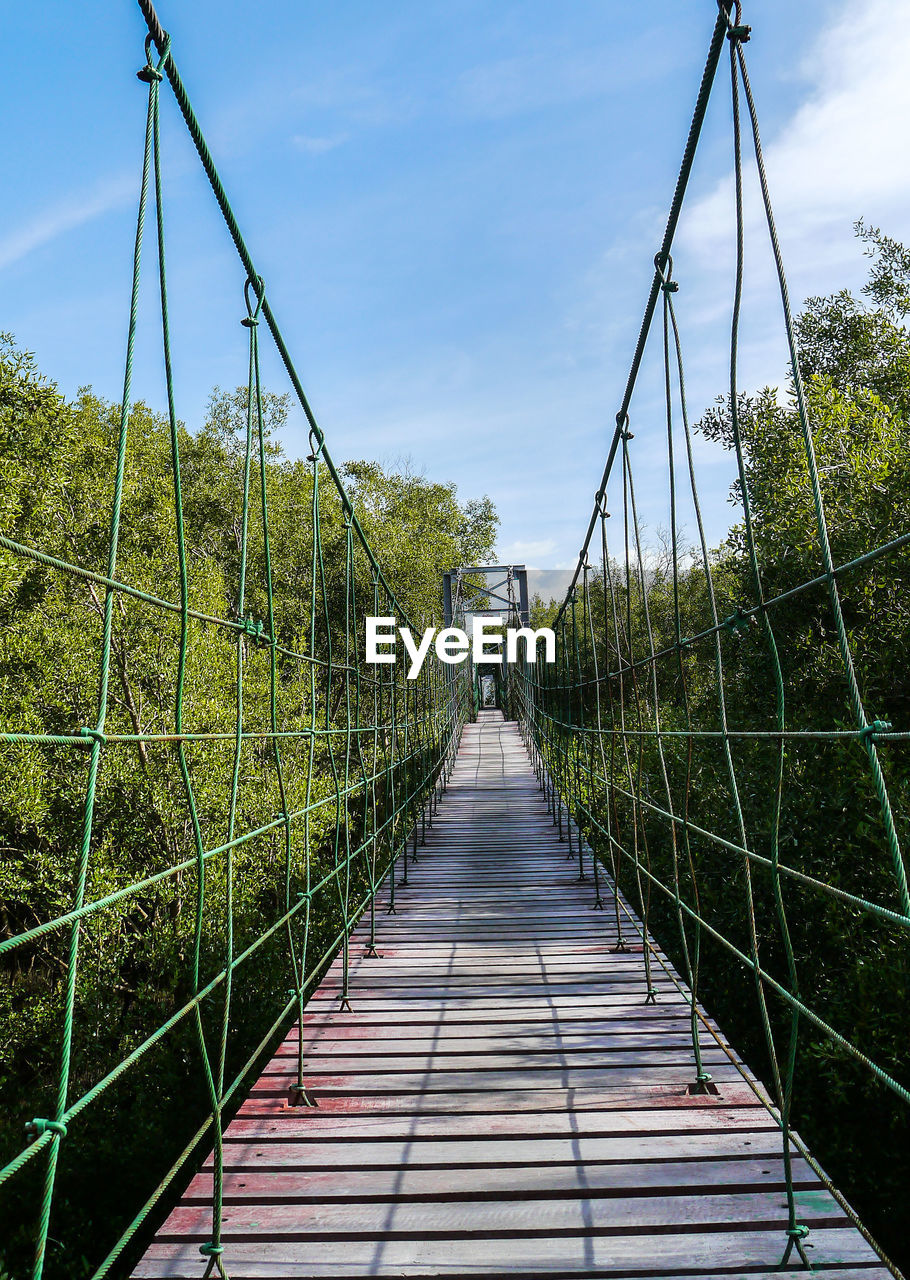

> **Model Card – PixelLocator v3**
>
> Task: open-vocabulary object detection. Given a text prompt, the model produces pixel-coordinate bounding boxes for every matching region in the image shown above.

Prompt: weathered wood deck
[135,711,889,1278]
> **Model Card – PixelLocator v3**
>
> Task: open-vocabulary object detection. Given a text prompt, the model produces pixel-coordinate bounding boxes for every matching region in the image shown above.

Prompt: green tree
[0,343,496,1280]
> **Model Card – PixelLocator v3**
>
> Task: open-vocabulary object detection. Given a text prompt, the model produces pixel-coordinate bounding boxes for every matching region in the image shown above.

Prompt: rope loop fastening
[238,615,268,643]
[655,253,679,293]
[720,1,750,42]
[25,1118,67,1140]
[616,413,634,442]
[199,1243,224,1257]
[79,726,107,746]
[723,607,752,636]
[860,720,892,743]
[306,428,324,463]
[241,275,264,327]
[137,33,170,83]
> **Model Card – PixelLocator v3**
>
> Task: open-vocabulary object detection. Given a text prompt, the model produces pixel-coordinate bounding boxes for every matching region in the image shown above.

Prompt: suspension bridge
[1,2,907,1279]
[130,713,890,1277]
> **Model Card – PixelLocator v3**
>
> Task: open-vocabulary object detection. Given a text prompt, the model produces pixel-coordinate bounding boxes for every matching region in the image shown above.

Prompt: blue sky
[3,1,909,571]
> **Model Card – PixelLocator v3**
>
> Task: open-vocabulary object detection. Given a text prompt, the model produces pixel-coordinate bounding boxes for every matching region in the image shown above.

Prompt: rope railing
[4,1,909,1276]
[0,6,470,1278]
[515,3,908,1273]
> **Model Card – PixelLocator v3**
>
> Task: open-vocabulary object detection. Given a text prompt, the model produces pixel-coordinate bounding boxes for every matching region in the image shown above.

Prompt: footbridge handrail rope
[2,2,908,1278]
[0,4,469,1278]
[515,2,909,1274]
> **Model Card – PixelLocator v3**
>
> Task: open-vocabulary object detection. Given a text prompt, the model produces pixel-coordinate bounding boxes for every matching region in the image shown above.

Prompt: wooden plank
[132,712,885,1279]
[258,1047,739,1072]
[183,1156,823,1202]
[134,1227,885,1277]
[235,1083,766,1119]
[158,1187,848,1237]
[215,1126,783,1157]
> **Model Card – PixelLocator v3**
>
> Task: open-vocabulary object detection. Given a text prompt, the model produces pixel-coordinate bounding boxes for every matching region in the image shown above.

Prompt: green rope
[29,36,164,1280]
[514,5,906,1274]
[2,14,469,1276]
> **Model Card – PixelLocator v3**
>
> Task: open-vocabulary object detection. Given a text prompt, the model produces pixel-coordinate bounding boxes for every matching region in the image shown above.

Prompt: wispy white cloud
[454,33,671,122]
[291,133,349,156]
[290,66,417,130]
[500,539,557,567]
[0,174,136,272]
[680,0,910,278]
[551,4,910,563]
[457,53,593,120]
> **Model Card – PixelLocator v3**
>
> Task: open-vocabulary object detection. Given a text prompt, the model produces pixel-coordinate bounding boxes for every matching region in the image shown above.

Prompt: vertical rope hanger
[3,7,474,1274]
[657,258,711,1091]
[511,2,909,1272]
[599,508,631,950]
[336,518,355,1013]
[27,32,168,1280]
[725,16,806,1258]
[581,562,607,909]
[619,426,658,1003]
[147,36,232,1274]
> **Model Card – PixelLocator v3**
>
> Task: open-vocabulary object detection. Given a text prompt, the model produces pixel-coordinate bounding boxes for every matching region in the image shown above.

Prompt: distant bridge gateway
[1,1,907,1279]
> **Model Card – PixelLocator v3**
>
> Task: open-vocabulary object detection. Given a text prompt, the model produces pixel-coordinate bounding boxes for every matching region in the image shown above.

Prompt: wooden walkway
[135,711,889,1278]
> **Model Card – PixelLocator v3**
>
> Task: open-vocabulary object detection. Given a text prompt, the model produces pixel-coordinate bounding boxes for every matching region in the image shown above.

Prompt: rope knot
[723,607,752,636]
[137,32,170,83]
[727,24,751,42]
[243,275,264,327]
[307,429,324,463]
[238,615,268,643]
[654,252,677,293]
[79,726,107,746]
[199,1243,224,1257]
[860,719,892,742]
[25,1118,67,1140]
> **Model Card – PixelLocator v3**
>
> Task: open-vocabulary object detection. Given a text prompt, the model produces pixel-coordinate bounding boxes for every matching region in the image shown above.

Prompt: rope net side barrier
[514,3,908,1273]
[0,10,470,1279]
